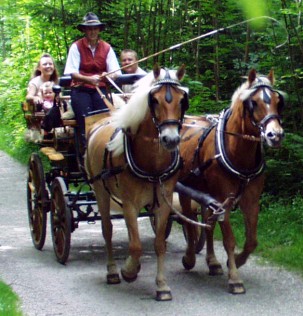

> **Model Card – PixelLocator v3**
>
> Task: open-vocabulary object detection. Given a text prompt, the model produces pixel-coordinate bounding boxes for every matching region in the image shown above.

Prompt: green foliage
[0,281,23,316]
[229,194,303,275]
[233,0,268,26]
[265,133,303,197]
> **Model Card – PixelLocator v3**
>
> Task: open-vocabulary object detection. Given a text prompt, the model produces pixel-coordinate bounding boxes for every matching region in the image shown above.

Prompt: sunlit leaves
[231,0,269,28]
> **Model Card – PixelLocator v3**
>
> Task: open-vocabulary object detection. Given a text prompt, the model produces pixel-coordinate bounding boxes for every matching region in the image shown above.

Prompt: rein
[223,130,261,142]
[121,125,209,143]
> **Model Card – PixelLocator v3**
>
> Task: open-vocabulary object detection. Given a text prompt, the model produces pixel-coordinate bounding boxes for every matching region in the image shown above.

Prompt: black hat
[77,12,106,32]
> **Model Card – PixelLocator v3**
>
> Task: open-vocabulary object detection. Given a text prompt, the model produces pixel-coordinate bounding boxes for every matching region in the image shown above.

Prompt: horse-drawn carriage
[22,65,285,300]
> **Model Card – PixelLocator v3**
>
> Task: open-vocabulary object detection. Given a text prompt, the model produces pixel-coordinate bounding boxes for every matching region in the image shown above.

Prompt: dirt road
[0,150,302,316]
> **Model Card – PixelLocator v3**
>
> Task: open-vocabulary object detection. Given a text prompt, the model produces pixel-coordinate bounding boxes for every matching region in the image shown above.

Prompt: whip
[102,15,287,79]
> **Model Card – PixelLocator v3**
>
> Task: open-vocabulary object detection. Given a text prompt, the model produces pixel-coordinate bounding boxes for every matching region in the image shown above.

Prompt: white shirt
[27,76,45,95]
[64,42,122,76]
[122,67,147,93]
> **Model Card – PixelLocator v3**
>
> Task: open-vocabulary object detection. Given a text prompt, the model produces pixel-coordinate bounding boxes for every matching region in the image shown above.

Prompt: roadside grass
[0,281,23,316]
[0,124,37,164]
[223,194,303,276]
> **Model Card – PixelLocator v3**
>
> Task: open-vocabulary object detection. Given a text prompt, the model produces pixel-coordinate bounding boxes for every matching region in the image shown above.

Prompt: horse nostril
[267,132,275,140]
[161,135,180,149]
[161,136,168,144]
[267,131,285,140]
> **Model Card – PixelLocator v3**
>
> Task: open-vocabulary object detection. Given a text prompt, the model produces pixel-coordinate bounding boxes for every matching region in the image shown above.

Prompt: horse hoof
[107,273,121,284]
[121,268,137,283]
[228,283,246,294]
[156,290,172,301]
[209,264,223,276]
[182,256,195,270]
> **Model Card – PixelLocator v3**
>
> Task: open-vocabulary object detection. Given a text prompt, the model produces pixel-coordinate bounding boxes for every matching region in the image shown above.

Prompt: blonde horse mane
[107,68,184,156]
[231,73,273,109]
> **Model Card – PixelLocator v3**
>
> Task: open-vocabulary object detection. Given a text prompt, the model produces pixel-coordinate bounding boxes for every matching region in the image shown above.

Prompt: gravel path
[0,150,302,316]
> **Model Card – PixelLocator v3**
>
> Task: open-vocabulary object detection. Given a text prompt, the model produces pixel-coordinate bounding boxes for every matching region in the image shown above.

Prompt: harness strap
[192,124,216,167]
[215,109,265,180]
[124,131,182,183]
[87,165,125,184]
[149,183,160,211]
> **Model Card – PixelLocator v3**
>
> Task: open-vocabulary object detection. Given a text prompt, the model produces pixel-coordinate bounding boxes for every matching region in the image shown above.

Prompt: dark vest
[72,37,110,88]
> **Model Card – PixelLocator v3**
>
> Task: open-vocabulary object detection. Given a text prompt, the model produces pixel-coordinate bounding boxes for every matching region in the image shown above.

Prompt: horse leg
[121,205,142,283]
[204,209,223,276]
[94,182,121,284]
[235,199,259,268]
[179,195,196,270]
[154,205,173,301]
[219,214,245,294]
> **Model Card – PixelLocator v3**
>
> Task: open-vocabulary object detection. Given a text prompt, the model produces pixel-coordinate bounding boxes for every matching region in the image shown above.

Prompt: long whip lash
[102,16,287,79]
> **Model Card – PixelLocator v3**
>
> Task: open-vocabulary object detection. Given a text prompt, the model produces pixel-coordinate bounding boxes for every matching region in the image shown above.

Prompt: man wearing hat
[64,12,121,149]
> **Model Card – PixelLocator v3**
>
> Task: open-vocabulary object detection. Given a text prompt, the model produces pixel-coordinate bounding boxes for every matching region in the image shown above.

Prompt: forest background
[1,0,303,196]
[0,0,302,296]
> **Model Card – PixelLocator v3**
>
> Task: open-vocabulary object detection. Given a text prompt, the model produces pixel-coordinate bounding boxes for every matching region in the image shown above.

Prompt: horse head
[148,64,188,151]
[235,69,285,147]
[107,65,188,156]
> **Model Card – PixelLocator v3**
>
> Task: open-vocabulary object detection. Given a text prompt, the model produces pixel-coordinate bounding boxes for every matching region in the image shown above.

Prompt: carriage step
[40,147,65,161]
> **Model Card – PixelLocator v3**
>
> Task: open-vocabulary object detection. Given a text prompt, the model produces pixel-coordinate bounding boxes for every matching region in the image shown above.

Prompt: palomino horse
[178,69,284,294]
[85,64,188,301]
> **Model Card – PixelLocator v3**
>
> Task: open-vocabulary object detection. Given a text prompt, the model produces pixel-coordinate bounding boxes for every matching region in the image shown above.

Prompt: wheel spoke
[51,177,71,264]
[27,153,47,250]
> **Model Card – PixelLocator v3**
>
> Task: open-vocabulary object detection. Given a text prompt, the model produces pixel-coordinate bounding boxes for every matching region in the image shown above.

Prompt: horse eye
[151,97,159,105]
[251,100,258,108]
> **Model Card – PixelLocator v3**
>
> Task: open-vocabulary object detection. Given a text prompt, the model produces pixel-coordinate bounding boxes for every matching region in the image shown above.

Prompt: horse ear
[268,68,275,85]
[153,63,161,79]
[176,64,186,81]
[248,69,256,85]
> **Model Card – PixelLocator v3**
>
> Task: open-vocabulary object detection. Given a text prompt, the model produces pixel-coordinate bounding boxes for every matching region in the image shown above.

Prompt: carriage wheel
[50,177,71,264]
[27,153,48,250]
[149,215,173,240]
[182,210,206,254]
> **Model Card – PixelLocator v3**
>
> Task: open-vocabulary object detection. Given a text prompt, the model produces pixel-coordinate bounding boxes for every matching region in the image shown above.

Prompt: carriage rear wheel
[182,209,206,254]
[50,177,71,264]
[27,153,48,250]
[149,215,173,240]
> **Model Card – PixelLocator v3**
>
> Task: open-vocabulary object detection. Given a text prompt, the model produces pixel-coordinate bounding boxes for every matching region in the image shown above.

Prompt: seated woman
[24,55,59,142]
[26,53,59,107]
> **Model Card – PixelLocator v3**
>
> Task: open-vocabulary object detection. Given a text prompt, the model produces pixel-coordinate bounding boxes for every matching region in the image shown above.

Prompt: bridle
[243,81,284,139]
[215,81,284,181]
[123,71,189,183]
[148,69,189,133]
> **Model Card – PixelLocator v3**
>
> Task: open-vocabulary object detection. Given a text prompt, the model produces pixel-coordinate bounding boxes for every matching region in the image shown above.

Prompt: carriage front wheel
[50,177,71,264]
[27,153,48,250]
